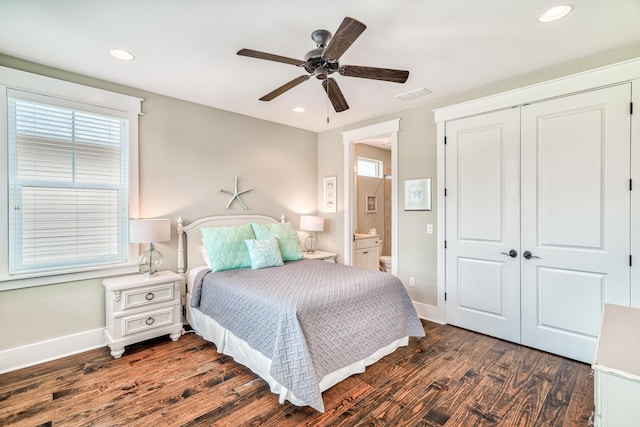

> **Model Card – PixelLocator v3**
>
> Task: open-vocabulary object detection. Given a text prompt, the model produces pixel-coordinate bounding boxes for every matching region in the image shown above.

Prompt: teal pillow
[251,222,303,261]
[201,224,255,272]
[245,238,284,270]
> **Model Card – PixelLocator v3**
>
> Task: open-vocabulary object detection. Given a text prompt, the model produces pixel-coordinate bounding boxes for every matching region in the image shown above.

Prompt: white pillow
[199,245,212,268]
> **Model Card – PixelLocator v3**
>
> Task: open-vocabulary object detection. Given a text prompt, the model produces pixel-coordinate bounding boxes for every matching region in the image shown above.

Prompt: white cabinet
[353,236,379,270]
[103,270,183,358]
[593,304,640,426]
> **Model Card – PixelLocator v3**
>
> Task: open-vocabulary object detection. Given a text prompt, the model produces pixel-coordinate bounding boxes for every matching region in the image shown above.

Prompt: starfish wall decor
[220,175,253,209]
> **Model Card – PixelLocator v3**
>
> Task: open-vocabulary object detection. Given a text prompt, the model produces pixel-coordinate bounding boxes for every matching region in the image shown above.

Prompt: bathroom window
[357,157,383,178]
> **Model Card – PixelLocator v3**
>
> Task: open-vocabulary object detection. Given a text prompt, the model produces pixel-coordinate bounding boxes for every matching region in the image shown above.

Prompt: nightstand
[303,250,338,263]
[102,270,183,358]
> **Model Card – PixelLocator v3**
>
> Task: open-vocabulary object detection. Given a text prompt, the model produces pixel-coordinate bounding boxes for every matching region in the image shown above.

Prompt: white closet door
[445,108,521,342]
[520,84,631,363]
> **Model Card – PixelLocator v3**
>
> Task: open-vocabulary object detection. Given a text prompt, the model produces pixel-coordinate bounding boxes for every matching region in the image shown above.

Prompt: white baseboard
[0,328,106,374]
[413,301,446,325]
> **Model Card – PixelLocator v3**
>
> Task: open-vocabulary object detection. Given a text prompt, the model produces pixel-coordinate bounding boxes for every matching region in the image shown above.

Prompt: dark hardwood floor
[0,320,594,426]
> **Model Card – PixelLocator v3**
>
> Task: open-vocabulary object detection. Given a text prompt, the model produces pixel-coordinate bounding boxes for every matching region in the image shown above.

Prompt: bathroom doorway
[355,140,392,269]
[342,119,399,276]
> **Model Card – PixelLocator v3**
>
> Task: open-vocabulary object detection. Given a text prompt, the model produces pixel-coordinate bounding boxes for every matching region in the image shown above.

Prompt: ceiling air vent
[396,87,432,101]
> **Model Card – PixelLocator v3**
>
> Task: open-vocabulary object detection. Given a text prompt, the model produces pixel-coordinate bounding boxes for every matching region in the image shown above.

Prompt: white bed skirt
[186,292,409,409]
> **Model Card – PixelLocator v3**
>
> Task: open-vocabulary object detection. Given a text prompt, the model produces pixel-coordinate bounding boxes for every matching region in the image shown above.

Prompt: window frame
[0,66,141,290]
[357,156,383,178]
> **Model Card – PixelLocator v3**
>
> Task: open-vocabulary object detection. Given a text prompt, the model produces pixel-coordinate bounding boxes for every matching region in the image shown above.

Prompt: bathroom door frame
[342,119,400,275]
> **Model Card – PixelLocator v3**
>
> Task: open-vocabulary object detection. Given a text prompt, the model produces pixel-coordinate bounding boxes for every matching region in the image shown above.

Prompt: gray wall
[317,105,438,305]
[0,55,317,351]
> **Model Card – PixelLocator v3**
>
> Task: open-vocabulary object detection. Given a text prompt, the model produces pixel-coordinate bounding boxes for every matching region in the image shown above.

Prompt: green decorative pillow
[201,224,255,272]
[251,222,303,261]
[245,238,284,270]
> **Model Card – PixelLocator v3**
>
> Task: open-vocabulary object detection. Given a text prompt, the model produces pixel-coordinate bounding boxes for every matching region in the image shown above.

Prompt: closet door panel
[537,267,605,336]
[520,84,631,363]
[445,108,521,343]
[537,108,603,248]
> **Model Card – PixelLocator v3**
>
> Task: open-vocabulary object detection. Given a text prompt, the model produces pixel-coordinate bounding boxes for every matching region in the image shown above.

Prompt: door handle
[500,249,518,258]
[523,250,540,260]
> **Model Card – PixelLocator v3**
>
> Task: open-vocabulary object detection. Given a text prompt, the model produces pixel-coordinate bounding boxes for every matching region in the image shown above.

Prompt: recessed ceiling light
[539,4,574,23]
[109,48,135,61]
[293,107,306,113]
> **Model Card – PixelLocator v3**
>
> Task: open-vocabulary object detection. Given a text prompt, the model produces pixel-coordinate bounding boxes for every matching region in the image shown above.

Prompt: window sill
[0,263,140,291]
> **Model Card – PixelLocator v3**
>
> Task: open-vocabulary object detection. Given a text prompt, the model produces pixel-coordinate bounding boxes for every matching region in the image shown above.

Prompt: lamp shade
[299,215,325,232]
[130,219,171,243]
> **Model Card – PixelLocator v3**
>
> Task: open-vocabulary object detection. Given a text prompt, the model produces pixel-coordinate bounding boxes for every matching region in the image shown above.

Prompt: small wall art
[404,178,431,211]
[365,195,377,213]
[323,176,337,213]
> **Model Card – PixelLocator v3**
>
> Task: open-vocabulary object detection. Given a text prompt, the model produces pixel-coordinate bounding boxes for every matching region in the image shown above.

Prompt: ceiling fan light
[293,107,306,113]
[539,5,574,23]
[109,48,135,61]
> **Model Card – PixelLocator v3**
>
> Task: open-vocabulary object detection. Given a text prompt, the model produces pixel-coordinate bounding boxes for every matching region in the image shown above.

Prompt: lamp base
[304,233,318,253]
[139,243,164,276]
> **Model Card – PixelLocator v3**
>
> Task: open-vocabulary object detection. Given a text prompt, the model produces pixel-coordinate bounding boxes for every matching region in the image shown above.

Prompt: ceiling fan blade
[322,78,349,112]
[259,75,310,101]
[322,17,366,61]
[237,48,304,67]
[339,65,409,83]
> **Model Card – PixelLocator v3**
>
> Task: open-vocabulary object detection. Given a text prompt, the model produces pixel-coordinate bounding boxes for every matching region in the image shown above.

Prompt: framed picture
[323,176,337,213]
[404,178,431,211]
[365,195,377,213]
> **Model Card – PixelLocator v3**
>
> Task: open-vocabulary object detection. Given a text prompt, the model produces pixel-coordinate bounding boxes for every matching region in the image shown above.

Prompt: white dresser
[592,304,640,426]
[103,270,183,358]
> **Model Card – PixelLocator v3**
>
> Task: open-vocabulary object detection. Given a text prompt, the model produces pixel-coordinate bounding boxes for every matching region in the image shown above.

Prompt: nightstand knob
[145,317,155,326]
[145,292,155,301]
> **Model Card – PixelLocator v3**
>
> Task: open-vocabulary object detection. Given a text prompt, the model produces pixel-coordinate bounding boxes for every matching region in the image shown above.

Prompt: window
[8,92,129,274]
[0,67,141,289]
[357,157,383,178]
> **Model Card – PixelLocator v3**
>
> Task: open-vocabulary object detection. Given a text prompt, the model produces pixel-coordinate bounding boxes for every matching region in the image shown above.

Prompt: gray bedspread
[190,259,424,412]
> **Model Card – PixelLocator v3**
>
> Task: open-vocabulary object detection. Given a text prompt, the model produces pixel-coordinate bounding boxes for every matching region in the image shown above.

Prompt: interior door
[520,84,631,363]
[445,108,521,343]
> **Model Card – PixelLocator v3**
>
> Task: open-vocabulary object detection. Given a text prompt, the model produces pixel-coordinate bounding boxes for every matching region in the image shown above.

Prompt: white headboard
[176,214,284,275]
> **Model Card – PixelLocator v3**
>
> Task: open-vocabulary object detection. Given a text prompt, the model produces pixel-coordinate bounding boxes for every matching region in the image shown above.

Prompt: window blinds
[8,93,129,274]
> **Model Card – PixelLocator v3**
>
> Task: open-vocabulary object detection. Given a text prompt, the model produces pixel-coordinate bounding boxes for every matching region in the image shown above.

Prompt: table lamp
[130,218,171,276]
[300,215,325,253]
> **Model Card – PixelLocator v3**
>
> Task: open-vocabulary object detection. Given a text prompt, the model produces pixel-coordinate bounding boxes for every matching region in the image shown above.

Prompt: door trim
[435,121,447,323]
[342,119,399,275]
[434,57,640,123]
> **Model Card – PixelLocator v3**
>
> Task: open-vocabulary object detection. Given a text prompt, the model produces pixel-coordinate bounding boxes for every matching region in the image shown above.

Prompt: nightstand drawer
[121,282,178,310]
[122,307,176,336]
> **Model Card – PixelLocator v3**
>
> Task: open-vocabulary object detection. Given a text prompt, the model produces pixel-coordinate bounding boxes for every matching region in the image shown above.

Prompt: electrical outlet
[409,276,416,287]
[427,224,434,234]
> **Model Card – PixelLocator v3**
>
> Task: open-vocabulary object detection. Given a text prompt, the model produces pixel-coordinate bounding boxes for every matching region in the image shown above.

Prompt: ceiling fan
[237,17,410,113]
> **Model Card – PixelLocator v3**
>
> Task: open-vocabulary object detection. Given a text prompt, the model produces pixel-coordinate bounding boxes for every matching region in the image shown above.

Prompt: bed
[177,214,424,412]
